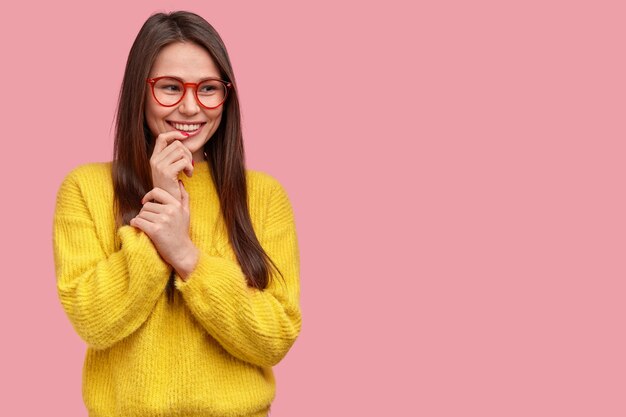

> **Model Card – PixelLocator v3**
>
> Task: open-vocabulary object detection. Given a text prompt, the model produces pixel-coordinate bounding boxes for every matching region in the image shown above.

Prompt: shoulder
[55,161,114,213]
[245,169,291,200]
[245,169,295,221]
[60,161,112,186]
[246,168,282,188]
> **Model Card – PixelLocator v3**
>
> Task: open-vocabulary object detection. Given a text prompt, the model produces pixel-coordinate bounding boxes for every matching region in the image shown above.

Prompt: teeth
[172,123,201,131]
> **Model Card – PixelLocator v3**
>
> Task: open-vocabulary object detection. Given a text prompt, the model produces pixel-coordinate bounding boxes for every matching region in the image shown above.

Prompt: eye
[153,78,183,94]
[162,84,181,92]
[199,85,217,93]
[197,80,224,95]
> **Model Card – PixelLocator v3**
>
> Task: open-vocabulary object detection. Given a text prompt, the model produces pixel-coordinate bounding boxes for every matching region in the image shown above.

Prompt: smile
[167,121,207,135]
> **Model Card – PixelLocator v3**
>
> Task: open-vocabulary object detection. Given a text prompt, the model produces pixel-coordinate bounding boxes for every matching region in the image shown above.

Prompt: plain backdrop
[1,0,625,415]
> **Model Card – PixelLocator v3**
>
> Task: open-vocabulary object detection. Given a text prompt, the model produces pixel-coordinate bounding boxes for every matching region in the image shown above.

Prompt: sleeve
[52,170,172,350]
[173,178,302,367]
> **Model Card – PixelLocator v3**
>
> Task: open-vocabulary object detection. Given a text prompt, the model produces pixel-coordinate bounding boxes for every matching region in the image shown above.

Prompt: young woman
[52,11,301,417]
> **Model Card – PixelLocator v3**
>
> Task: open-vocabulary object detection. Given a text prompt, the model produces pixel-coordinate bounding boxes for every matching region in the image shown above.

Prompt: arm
[52,169,172,350]
[174,179,302,367]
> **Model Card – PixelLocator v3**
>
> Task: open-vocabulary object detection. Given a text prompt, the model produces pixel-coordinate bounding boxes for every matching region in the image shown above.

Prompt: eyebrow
[156,75,222,81]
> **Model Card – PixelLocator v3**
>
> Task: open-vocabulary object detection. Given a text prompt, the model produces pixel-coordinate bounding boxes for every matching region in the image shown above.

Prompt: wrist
[174,241,200,281]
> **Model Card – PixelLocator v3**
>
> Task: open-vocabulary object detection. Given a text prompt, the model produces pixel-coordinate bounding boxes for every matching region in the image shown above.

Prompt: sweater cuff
[173,250,248,304]
[117,225,171,279]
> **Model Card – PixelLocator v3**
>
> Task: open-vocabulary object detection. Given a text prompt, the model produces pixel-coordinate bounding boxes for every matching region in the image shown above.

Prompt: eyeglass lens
[153,78,227,108]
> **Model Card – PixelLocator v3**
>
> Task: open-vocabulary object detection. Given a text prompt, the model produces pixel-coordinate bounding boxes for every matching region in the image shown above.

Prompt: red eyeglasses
[146,76,232,109]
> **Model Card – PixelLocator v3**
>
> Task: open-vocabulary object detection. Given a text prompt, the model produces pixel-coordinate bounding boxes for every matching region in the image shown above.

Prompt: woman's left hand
[130,180,199,278]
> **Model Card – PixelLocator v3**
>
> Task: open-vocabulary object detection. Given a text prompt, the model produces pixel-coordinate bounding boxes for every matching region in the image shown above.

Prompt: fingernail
[182,132,190,137]
[192,160,195,166]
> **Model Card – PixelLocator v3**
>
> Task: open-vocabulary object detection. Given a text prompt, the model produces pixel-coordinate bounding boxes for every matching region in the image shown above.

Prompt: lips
[167,121,207,136]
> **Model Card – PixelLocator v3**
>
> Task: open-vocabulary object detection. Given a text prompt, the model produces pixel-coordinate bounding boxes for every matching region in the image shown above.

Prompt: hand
[150,131,194,201]
[130,181,199,277]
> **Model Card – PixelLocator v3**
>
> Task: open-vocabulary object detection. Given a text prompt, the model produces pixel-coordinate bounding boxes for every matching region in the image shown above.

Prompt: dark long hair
[112,11,279,293]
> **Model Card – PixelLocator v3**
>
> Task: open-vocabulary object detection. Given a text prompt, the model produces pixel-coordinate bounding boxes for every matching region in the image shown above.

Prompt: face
[145,41,225,161]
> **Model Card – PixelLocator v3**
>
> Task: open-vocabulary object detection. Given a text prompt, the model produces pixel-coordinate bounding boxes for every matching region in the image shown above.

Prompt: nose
[178,86,200,115]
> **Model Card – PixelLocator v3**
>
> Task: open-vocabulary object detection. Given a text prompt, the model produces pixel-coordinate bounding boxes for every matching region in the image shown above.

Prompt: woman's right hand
[150,131,194,200]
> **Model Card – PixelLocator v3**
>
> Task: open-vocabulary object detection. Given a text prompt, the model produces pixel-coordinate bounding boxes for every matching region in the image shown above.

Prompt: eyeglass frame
[146,76,232,110]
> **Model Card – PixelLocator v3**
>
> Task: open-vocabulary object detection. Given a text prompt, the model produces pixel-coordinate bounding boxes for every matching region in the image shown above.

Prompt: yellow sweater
[52,160,301,417]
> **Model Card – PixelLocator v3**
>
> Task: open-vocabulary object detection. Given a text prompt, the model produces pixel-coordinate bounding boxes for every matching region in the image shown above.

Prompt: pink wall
[2,0,626,415]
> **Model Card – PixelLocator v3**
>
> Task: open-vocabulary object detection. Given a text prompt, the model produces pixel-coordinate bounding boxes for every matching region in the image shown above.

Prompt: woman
[52,11,301,417]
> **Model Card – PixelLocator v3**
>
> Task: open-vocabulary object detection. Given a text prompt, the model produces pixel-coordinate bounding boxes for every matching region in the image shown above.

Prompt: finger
[183,159,194,178]
[153,130,190,157]
[154,142,194,178]
[142,187,179,206]
[154,130,190,155]
[158,149,194,178]
[154,139,192,166]
[179,180,189,207]
[170,158,194,179]
[135,210,163,223]
[140,201,166,214]
[130,216,153,234]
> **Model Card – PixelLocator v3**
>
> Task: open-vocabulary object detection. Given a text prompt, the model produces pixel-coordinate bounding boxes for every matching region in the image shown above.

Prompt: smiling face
[145,41,225,161]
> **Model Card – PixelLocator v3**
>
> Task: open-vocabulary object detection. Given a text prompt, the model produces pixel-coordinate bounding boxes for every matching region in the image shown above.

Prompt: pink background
[1,0,625,415]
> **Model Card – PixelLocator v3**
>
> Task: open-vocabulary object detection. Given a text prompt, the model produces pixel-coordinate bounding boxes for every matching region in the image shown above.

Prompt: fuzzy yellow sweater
[52,160,301,417]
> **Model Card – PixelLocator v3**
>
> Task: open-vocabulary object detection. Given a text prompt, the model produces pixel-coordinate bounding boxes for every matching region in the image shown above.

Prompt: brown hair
[112,11,280,294]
